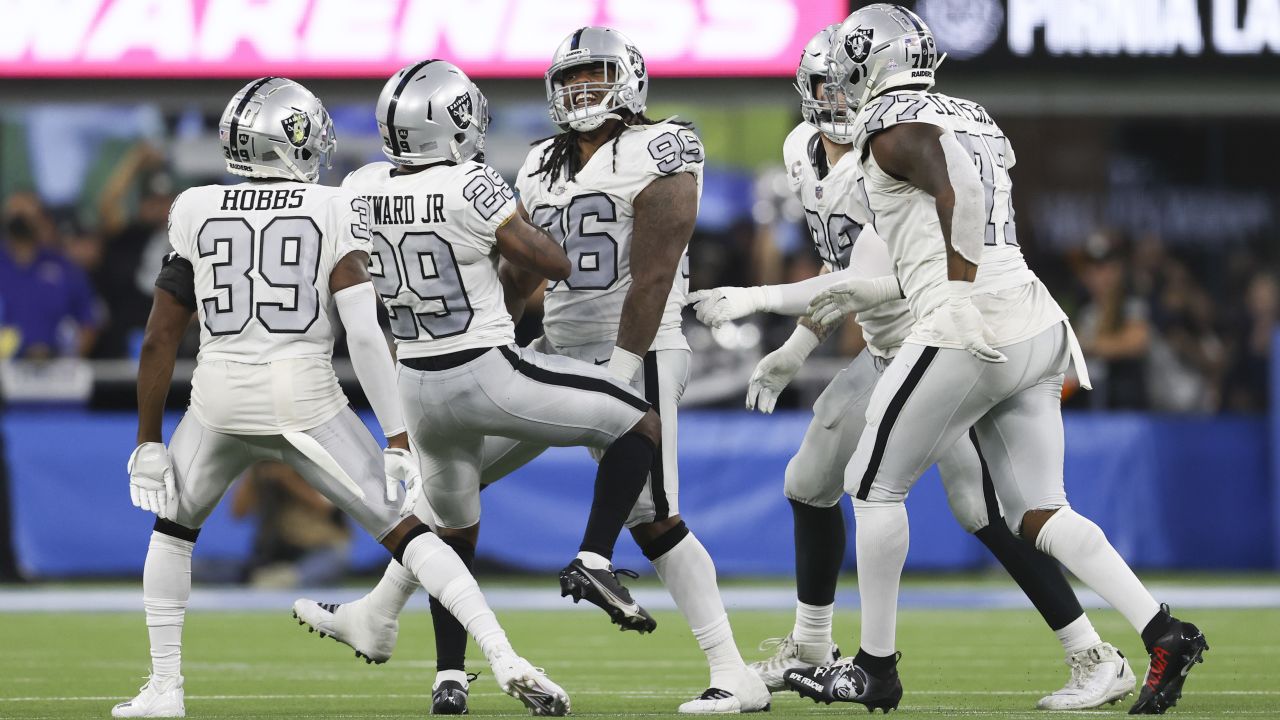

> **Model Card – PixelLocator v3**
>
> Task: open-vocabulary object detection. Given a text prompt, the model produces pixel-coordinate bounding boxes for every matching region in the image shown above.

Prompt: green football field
[2,605,1275,719]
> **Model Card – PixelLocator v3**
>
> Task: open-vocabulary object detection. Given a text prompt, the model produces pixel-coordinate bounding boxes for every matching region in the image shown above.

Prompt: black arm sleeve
[154,252,196,311]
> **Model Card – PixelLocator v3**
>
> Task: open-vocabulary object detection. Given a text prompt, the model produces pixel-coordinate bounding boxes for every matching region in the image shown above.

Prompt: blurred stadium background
[0,0,1277,606]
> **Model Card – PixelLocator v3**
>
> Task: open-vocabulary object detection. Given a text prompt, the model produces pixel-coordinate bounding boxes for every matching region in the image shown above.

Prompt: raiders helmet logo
[627,45,646,79]
[447,93,473,130]
[281,111,311,148]
[845,26,874,64]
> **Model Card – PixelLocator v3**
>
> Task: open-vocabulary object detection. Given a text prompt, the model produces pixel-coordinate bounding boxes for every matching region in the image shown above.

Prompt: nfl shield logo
[815,186,824,199]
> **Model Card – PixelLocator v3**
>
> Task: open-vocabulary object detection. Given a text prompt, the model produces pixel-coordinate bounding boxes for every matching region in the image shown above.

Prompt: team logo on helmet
[281,111,311,148]
[447,93,473,130]
[845,26,874,64]
[627,45,646,79]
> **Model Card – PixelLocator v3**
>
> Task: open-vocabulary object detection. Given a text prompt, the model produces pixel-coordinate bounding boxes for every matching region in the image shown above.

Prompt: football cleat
[749,633,840,692]
[1129,607,1208,715]
[112,675,185,718]
[558,558,656,633]
[784,655,903,713]
[678,667,772,714]
[489,652,570,716]
[432,670,479,715]
[1037,642,1135,710]
[291,597,398,664]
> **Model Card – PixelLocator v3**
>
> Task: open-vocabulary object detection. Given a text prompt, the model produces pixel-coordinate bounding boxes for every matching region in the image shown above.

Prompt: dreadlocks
[528,112,690,186]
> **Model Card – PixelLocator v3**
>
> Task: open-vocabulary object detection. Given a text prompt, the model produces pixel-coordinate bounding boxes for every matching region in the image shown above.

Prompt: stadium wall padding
[3,409,1272,578]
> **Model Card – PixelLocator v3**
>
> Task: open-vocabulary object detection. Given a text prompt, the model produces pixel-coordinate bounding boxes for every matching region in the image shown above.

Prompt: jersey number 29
[368,230,474,340]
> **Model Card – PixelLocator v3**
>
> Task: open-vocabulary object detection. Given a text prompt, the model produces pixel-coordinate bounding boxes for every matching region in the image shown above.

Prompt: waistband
[399,346,494,371]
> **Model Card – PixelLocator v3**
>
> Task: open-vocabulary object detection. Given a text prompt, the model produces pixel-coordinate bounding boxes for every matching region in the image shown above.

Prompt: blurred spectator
[0,191,99,358]
[93,143,176,358]
[1073,246,1151,409]
[1145,256,1225,413]
[1222,272,1278,412]
[231,461,351,588]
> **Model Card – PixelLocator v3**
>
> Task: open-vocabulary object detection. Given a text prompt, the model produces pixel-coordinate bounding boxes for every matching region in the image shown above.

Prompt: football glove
[383,447,420,505]
[687,286,772,328]
[807,275,901,329]
[127,442,177,520]
[746,325,821,414]
[935,281,1006,363]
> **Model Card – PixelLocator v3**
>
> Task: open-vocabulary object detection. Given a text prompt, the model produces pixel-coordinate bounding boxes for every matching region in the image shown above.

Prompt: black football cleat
[784,656,902,713]
[431,672,479,715]
[558,558,656,633]
[1129,607,1208,715]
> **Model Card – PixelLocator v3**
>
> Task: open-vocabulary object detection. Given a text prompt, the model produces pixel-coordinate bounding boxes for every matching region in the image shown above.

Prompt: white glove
[807,275,901,329]
[935,281,1007,363]
[607,345,643,384]
[383,447,420,505]
[687,286,773,328]
[127,442,177,520]
[746,325,820,414]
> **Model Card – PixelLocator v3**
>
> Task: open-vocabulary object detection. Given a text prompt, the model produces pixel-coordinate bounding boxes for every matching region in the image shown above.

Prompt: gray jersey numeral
[804,211,862,271]
[647,129,704,174]
[195,216,321,336]
[531,194,621,292]
[953,131,1018,247]
[370,230,474,340]
[463,167,515,221]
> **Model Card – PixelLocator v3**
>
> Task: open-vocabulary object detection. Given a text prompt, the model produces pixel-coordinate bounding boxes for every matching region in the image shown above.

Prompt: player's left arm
[329,252,409,453]
[611,171,698,381]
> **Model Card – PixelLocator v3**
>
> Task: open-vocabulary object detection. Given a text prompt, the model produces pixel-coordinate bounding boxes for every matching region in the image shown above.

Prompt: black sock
[790,499,845,606]
[1141,605,1174,652]
[974,518,1085,631]
[853,647,898,676]
[429,536,475,673]
[578,432,656,558]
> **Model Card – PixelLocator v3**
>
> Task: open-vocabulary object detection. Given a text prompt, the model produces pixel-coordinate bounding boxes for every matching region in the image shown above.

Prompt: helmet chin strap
[275,147,315,183]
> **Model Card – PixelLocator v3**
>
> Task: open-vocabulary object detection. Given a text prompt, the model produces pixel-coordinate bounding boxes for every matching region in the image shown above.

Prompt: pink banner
[0,0,848,78]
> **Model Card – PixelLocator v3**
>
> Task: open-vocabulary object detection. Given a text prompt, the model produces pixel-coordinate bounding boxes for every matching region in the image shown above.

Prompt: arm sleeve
[937,131,986,267]
[758,266,896,316]
[333,282,405,438]
[154,252,197,311]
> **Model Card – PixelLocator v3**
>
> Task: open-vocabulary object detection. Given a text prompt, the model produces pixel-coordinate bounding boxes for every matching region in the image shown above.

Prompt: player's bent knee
[1018,507,1062,545]
[632,517,688,560]
[153,517,200,544]
[629,409,662,448]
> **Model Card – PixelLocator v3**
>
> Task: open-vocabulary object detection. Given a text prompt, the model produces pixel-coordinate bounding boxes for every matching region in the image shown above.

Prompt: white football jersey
[850,91,1064,348]
[782,122,913,358]
[167,181,371,434]
[516,121,703,351]
[342,161,517,359]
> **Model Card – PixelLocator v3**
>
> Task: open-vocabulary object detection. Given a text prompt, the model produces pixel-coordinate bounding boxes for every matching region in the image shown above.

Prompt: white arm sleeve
[761,265,900,316]
[334,282,406,438]
[938,131,986,267]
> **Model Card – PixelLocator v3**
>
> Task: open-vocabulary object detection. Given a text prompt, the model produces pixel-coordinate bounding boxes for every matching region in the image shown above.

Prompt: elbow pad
[938,132,986,266]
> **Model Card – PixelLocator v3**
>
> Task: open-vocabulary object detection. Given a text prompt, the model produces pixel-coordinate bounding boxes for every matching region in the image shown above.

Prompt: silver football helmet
[376,60,489,166]
[219,77,335,183]
[795,24,856,144]
[827,4,944,116]
[545,27,648,132]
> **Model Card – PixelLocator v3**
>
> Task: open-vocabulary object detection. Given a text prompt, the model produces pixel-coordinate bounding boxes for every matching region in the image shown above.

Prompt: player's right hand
[687,286,768,328]
[807,275,901,329]
[127,442,177,520]
[746,327,819,413]
[935,283,1007,363]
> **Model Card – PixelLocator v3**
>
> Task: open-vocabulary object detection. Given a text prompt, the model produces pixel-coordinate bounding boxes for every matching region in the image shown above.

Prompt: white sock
[434,668,469,690]
[793,601,834,647]
[143,532,194,682]
[576,551,612,570]
[366,560,420,618]
[399,533,511,659]
[651,533,746,685]
[1034,508,1161,635]
[1056,613,1103,656]
[853,501,909,657]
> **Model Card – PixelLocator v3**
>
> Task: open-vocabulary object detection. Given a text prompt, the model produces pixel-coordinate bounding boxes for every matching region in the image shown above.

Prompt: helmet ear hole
[300,148,313,160]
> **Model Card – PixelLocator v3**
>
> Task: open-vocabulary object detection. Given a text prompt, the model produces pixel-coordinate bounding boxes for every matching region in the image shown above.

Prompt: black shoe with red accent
[1129,606,1208,715]
[784,655,903,713]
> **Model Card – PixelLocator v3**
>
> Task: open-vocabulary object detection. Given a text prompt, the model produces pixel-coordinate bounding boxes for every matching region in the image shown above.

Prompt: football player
[112,77,568,718]
[688,23,1135,711]
[774,6,1207,714]
[293,33,770,714]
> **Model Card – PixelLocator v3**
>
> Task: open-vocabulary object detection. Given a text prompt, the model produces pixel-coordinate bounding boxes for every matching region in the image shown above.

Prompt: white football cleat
[291,597,397,664]
[489,652,570,716]
[1037,642,1136,710]
[112,675,185,718]
[678,666,771,714]
[748,633,840,692]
